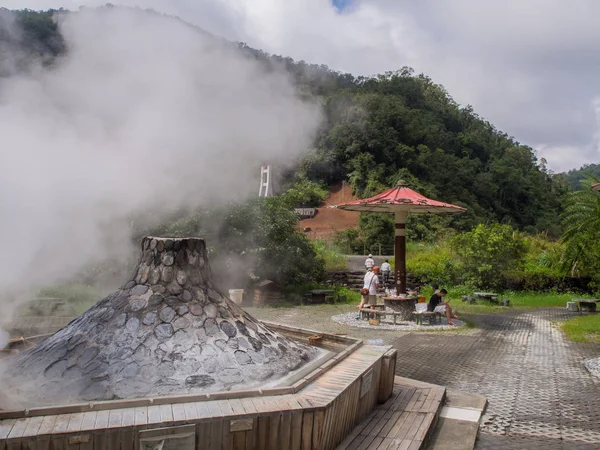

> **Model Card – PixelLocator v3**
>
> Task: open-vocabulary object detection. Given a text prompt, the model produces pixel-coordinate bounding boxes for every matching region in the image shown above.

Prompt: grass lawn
[38,284,105,315]
[560,315,600,343]
[442,290,583,315]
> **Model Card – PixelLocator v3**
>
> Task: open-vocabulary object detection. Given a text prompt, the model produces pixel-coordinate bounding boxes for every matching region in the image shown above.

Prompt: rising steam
[0,7,321,331]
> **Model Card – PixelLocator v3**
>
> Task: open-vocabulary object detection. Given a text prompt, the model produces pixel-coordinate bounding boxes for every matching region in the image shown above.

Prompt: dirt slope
[299,183,360,240]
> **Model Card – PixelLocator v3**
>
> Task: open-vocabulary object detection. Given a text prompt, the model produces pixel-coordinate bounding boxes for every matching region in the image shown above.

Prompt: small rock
[161,252,174,266]
[164,296,181,307]
[235,320,249,336]
[161,266,174,283]
[177,305,189,315]
[116,313,127,327]
[234,350,252,365]
[126,317,140,333]
[159,306,176,323]
[173,316,189,330]
[176,270,187,285]
[130,298,148,312]
[248,336,263,351]
[130,285,149,296]
[180,290,193,302]
[214,339,227,351]
[148,268,161,285]
[190,304,204,316]
[220,321,237,338]
[204,319,219,336]
[137,265,150,284]
[204,303,217,319]
[150,285,166,294]
[142,311,157,326]
[155,323,174,340]
[166,281,183,295]
[185,375,215,387]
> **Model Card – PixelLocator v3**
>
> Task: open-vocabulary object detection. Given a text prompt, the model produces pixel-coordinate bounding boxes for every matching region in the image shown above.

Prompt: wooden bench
[412,310,442,325]
[359,308,405,325]
[473,292,499,303]
[572,298,600,312]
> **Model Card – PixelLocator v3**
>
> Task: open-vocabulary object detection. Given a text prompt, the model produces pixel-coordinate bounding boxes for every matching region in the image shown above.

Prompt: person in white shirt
[380,259,391,286]
[364,254,375,270]
[356,266,379,318]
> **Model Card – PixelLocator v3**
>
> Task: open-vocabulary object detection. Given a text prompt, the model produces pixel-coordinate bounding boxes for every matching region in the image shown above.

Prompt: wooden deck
[335,377,446,450]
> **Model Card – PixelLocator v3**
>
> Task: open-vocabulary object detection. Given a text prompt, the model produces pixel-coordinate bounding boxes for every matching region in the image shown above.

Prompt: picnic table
[382,296,419,321]
[473,292,499,303]
[571,298,600,313]
[308,289,335,304]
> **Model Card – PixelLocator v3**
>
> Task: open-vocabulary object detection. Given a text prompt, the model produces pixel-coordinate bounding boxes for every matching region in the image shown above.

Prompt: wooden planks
[335,378,446,450]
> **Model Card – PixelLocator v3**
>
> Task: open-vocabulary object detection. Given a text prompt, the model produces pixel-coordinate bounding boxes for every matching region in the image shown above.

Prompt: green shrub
[451,223,527,289]
[406,241,457,286]
[311,239,347,271]
[333,228,364,254]
[281,178,328,208]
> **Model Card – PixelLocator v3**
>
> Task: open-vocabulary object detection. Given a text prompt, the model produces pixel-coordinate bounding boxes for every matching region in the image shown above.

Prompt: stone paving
[247,305,600,450]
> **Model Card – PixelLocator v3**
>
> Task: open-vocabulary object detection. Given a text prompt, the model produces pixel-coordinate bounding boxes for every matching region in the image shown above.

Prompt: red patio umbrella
[336,181,466,294]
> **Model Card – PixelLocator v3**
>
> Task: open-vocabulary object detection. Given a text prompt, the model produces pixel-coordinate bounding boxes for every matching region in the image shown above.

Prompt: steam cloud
[0,7,321,333]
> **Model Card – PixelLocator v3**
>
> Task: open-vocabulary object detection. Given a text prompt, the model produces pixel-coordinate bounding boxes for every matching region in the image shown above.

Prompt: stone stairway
[427,389,487,450]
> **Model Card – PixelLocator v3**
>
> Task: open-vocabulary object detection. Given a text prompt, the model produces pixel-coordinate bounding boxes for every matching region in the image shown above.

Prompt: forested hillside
[0,7,576,239]
[565,164,600,189]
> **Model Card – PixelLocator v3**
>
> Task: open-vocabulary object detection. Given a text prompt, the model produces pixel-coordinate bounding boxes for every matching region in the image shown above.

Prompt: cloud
[4,0,600,170]
[0,6,321,325]
[75,0,598,173]
[6,1,600,171]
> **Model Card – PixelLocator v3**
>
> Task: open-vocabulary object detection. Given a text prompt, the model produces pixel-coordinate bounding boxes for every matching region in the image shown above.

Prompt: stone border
[331,312,466,331]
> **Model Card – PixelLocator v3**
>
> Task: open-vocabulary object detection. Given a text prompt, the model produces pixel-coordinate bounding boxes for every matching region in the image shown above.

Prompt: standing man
[380,259,391,287]
[356,266,380,319]
[365,254,375,270]
[428,289,459,325]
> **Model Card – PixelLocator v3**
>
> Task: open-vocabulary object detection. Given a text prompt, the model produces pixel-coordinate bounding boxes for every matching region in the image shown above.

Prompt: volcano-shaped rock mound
[1,237,318,407]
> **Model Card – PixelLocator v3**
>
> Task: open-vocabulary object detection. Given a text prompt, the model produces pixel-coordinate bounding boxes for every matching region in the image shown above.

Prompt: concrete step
[426,389,487,450]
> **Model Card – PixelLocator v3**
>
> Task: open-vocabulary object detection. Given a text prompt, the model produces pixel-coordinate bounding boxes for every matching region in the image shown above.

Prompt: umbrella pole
[394,211,408,294]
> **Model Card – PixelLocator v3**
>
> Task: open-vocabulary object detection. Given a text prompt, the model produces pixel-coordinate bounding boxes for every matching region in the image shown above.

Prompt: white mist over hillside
[0,7,321,332]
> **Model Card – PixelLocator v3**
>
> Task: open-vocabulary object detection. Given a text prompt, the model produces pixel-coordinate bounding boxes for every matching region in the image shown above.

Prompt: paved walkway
[247,306,600,449]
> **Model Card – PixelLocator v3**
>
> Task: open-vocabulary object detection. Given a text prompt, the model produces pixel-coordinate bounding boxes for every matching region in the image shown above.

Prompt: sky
[3,0,600,172]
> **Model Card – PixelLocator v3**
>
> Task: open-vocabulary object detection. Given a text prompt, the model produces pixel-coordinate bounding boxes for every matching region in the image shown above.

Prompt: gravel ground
[331,311,466,330]
[584,357,600,378]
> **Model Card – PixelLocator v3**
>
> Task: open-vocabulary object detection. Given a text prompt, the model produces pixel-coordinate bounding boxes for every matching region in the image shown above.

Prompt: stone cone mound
[1,237,317,407]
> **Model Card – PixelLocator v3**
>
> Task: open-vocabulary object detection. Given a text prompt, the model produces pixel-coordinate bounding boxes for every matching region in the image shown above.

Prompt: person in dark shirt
[428,289,459,325]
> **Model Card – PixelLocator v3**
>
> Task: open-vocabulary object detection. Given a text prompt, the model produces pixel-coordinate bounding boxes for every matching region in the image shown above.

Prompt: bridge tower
[258,164,273,197]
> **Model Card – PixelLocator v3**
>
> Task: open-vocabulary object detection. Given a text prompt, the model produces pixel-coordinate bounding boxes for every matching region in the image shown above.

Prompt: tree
[451,223,527,288]
[560,176,600,277]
